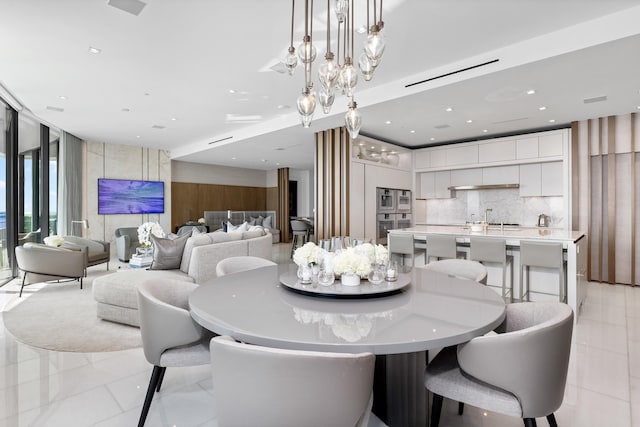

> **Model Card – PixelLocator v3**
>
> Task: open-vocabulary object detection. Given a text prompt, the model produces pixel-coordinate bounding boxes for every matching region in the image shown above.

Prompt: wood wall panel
[266,187,278,211]
[171,182,267,232]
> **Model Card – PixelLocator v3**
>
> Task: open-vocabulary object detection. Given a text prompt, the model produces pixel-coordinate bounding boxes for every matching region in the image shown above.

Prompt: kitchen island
[389,225,587,318]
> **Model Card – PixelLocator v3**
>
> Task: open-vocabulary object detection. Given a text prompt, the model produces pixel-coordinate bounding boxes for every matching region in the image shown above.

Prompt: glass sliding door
[0,100,12,282]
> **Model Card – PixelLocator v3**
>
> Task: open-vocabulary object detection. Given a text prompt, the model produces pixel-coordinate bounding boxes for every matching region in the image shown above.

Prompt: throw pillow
[180,233,213,273]
[149,232,191,270]
[44,235,64,247]
[250,216,263,226]
[227,221,249,233]
[262,215,273,229]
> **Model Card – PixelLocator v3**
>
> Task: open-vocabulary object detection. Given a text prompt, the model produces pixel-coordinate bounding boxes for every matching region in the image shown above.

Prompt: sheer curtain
[57,132,83,237]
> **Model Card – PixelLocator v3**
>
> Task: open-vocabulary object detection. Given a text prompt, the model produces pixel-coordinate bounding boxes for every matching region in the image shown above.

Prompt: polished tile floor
[0,246,637,426]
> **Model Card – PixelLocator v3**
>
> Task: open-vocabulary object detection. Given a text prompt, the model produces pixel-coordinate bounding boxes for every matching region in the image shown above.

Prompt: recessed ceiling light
[637,106,640,110]
[261,159,268,163]
[539,106,546,111]
[385,120,392,125]
[445,107,453,112]
[527,89,536,95]
[381,148,387,152]
[171,117,177,121]
[88,46,101,54]
[410,130,415,134]
[136,135,141,138]
[466,119,473,123]
[59,95,67,100]
[371,146,376,149]
[229,89,236,94]
[430,137,435,141]
[390,151,397,154]
[359,143,364,146]
[231,157,236,160]
[276,162,281,165]
[549,119,556,123]
[483,129,488,133]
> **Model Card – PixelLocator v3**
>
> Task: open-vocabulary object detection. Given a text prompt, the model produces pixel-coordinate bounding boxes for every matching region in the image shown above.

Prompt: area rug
[2,277,142,352]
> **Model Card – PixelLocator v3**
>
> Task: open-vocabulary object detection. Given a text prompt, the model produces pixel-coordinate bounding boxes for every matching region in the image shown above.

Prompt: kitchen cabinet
[482,165,519,185]
[539,133,563,157]
[450,168,482,187]
[415,151,430,169]
[430,149,447,168]
[519,161,563,196]
[479,140,516,163]
[516,137,538,159]
[419,171,451,199]
[446,145,478,166]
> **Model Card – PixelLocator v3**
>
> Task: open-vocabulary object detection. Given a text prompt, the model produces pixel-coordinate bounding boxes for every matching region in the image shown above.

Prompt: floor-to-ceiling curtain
[572,113,639,285]
[58,132,83,237]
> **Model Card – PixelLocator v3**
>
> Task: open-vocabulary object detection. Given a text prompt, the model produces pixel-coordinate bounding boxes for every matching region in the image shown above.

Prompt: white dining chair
[216,256,276,276]
[210,335,376,427]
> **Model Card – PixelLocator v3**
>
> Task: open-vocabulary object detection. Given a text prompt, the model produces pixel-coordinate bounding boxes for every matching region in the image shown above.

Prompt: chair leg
[547,413,558,427]
[523,418,537,427]
[155,366,167,392]
[19,273,27,297]
[458,401,464,415]
[138,366,164,427]
[430,394,443,427]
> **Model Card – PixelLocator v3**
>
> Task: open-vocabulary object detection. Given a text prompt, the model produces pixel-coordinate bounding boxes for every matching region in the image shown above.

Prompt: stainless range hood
[448,184,520,191]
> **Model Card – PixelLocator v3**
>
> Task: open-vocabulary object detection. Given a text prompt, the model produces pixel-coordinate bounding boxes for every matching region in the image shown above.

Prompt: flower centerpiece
[332,243,389,286]
[293,242,326,283]
[137,222,165,249]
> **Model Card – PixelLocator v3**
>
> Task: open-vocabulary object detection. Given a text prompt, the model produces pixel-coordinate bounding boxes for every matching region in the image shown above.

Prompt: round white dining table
[189,263,506,427]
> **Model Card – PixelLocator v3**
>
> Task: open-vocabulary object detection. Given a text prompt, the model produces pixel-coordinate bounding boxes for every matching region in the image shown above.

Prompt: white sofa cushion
[180,234,213,274]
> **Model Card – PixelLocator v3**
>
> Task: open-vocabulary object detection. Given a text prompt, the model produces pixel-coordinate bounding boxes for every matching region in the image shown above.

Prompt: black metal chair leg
[547,413,557,427]
[524,418,537,427]
[155,366,167,392]
[19,273,27,297]
[458,401,464,415]
[138,366,163,427]
[431,394,443,427]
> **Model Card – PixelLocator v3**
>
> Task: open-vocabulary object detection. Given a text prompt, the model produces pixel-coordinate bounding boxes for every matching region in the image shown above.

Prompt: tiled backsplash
[421,189,565,228]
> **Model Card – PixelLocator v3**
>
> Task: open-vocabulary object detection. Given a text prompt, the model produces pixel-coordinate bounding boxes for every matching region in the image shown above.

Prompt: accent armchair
[115,227,139,262]
[15,243,85,297]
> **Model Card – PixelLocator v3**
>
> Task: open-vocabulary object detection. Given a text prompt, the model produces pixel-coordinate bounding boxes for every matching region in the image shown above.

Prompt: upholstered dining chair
[425,302,573,427]
[210,335,376,427]
[421,259,488,284]
[136,279,214,427]
[215,256,276,276]
[290,220,310,258]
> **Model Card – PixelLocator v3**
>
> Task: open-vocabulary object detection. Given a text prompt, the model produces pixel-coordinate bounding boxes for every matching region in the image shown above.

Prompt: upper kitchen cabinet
[478,140,516,163]
[519,161,563,197]
[482,165,519,185]
[538,133,564,157]
[418,171,451,199]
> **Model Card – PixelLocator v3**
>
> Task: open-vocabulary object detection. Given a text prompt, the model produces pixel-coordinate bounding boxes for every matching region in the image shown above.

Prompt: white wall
[86,141,171,254]
[172,160,268,187]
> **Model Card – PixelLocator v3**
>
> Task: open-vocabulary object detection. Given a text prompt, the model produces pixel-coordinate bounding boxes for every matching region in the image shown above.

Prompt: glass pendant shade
[297,88,317,128]
[345,101,362,139]
[318,53,340,91]
[358,52,375,81]
[284,47,298,76]
[298,36,317,64]
[364,26,386,63]
[339,60,358,97]
[334,0,348,23]
[318,90,335,114]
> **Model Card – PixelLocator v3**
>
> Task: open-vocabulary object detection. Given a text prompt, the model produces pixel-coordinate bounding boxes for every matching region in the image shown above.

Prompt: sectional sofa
[93,229,272,327]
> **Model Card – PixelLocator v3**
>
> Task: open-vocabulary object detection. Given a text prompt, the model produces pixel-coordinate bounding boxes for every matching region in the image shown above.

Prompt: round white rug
[2,277,142,352]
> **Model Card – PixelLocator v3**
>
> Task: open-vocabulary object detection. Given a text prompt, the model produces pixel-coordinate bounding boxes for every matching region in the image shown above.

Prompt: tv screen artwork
[98,179,165,214]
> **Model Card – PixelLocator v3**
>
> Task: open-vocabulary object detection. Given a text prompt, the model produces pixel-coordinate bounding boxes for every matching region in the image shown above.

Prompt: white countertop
[393,225,585,244]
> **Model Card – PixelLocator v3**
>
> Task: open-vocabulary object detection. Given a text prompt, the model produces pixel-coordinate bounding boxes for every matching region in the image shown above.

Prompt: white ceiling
[1,0,640,171]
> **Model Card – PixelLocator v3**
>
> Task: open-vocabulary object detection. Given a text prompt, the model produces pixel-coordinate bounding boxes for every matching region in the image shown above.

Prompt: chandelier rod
[289,0,295,50]
[326,0,331,54]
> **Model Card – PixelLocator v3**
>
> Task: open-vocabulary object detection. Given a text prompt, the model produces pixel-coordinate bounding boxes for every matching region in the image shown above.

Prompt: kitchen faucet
[484,208,493,224]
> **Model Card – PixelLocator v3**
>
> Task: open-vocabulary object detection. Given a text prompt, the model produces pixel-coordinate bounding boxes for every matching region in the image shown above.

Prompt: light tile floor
[0,247,637,426]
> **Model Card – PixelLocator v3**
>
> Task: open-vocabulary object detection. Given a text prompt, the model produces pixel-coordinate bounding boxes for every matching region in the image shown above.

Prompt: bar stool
[290,220,309,258]
[470,236,514,302]
[519,241,566,303]
[426,234,461,263]
[388,233,425,267]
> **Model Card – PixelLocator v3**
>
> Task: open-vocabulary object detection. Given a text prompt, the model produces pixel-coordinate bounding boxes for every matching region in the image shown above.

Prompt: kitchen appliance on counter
[376,187,412,244]
[537,214,550,227]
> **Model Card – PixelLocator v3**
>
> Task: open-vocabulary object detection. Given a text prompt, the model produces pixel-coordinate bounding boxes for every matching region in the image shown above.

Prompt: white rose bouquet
[353,243,388,265]
[332,246,372,278]
[137,222,165,247]
[293,242,326,267]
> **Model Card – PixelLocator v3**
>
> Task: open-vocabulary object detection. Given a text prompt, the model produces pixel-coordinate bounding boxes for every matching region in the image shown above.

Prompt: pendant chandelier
[286,0,386,139]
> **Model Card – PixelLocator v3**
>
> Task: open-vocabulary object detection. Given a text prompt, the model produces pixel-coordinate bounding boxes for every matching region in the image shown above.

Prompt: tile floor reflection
[0,250,637,426]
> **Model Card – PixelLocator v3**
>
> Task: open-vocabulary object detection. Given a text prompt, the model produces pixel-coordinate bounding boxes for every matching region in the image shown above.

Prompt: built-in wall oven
[396,213,412,229]
[376,188,396,213]
[376,213,395,245]
[396,190,412,212]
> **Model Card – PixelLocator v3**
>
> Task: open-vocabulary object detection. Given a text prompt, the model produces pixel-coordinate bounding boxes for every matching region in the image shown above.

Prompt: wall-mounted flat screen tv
[98,178,165,214]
